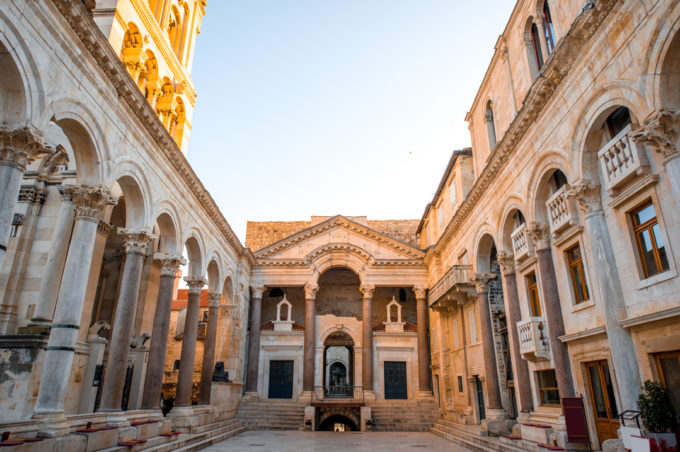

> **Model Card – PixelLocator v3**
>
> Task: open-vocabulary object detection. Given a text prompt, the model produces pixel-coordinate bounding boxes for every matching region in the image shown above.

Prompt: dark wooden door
[268,360,294,399]
[656,352,680,440]
[384,361,407,399]
[475,376,486,420]
[586,361,619,444]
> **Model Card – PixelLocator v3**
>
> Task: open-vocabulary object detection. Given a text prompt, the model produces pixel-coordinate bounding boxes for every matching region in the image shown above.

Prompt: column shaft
[303,283,318,392]
[199,292,220,405]
[361,285,374,391]
[476,284,503,410]
[175,277,205,407]
[246,287,263,393]
[0,163,23,265]
[415,288,431,392]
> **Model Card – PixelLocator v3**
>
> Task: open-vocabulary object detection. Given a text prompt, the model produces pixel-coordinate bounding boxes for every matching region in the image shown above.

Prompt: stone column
[413,285,432,393]
[472,273,504,411]
[360,284,375,393]
[198,290,221,405]
[30,186,76,327]
[568,181,642,411]
[526,222,575,399]
[497,251,533,413]
[175,276,206,407]
[0,126,48,266]
[245,285,264,394]
[33,186,117,435]
[303,282,318,392]
[141,254,185,410]
[632,109,680,209]
[98,229,155,416]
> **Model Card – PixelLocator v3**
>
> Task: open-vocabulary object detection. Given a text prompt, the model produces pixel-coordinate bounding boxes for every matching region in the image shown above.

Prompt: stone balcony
[598,124,650,194]
[511,223,534,262]
[429,265,474,309]
[517,317,551,361]
[546,184,579,237]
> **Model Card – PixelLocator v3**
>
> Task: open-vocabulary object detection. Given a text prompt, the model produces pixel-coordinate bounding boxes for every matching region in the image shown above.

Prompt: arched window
[531,23,544,71]
[485,101,497,149]
[398,288,406,302]
[603,106,632,141]
[550,170,568,193]
[512,210,526,230]
[543,1,556,54]
[173,360,180,371]
[269,287,284,298]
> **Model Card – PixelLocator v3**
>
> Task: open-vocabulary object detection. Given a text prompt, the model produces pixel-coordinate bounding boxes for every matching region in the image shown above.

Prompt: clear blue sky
[187,1,516,244]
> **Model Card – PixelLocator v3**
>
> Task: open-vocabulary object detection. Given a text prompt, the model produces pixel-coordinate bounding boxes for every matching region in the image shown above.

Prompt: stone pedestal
[360,406,372,431]
[304,406,316,431]
[128,346,149,410]
[167,404,215,433]
[211,382,243,420]
[481,408,513,436]
[78,332,108,414]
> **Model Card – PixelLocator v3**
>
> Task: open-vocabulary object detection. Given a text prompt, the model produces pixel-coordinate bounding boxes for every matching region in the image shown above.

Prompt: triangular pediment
[254,216,424,264]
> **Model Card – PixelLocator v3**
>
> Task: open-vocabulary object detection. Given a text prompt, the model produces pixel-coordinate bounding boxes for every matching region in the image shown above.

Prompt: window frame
[630,200,670,279]
[526,271,542,317]
[536,369,560,407]
[542,1,556,54]
[565,243,590,304]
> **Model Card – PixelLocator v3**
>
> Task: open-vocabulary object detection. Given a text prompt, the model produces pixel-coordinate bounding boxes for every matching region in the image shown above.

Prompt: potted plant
[637,380,678,452]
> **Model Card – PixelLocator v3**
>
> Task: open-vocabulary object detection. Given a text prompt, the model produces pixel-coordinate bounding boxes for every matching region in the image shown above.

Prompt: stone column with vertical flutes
[303,282,318,392]
[98,229,155,414]
[245,285,264,393]
[33,186,117,434]
[413,285,431,393]
[360,284,375,393]
[497,251,533,413]
[526,222,574,399]
[568,180,642,411]
[141,254,185,410]
[198,290,221,405]
[472,273,503,411]
[175,276,206,407]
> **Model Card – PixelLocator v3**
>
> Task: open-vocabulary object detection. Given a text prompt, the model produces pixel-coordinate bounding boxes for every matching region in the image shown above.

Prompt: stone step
[140,420,245,452]
[431,421,527,452]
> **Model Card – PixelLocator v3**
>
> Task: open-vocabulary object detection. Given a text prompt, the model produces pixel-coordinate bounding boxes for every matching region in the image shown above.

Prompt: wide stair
[431,419,526,452]
[369,400,438,432]
[236,399,306,430]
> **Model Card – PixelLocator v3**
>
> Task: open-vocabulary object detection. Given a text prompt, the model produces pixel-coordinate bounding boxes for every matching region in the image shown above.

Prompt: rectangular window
[458,375,464,393]
[566,244,590,304]
[452,316,460,349]
[631,201,669,278]
[468,308,477,344]
[450,180,457,206]
[438,205,444,226]
[537,370,560,406]
[526,272,541,317]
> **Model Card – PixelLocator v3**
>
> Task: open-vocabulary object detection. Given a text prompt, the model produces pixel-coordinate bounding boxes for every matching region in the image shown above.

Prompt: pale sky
[186,1,516,244]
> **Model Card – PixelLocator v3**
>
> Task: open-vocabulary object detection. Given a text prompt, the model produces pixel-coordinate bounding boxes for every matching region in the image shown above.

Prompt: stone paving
[203,430,473,452]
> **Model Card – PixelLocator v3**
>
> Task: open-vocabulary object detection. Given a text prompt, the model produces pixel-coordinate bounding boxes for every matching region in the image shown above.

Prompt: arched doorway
[318,414,359,432]
[323,331,354,397]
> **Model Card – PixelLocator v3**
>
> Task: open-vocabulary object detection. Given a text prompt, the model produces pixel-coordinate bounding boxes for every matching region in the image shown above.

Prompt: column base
[299,391,313,403]
[101,410,131,428]
[243,391,260,400]
[481,409,514,436]
[416,390,435,401]
[34,413,70,438]
[167,405,215,432]
[363,390,376,402]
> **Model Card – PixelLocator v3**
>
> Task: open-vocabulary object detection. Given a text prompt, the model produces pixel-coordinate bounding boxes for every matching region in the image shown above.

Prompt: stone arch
[183,232,205,278]
[496,196,527,252]
[206,255,223,292]
[475,232,498,274]
[152,200,182,254]
[308,246,369,284]
[526,150,570,223]
[222,275,234,304]
[523,15,543,80]
[122,22,143,50]
[319,325,360,352]
[110,161,153,227]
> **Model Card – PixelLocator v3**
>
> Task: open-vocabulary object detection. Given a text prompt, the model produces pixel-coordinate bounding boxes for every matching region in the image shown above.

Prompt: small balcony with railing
[545,184,579,237]
[517,317,551,361]
[429,265,475,309]
[511,223,534,262]
[312,386,364,407]
[598,124,650,195]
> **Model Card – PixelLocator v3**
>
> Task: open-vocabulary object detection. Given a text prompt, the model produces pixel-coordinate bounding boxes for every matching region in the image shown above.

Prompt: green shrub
[637,380,674,433]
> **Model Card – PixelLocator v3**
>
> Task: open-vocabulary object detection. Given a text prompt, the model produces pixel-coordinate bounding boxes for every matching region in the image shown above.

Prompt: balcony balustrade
[311,386,364,406]
[545,184,579,236]
[511,223,534,261]
[429,265,474,308]
[598,124,650,193]
[517,316,551,361]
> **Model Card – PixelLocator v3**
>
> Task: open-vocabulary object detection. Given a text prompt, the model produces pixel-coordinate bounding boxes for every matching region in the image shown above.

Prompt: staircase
[431,419,526,452]
[369,400,438,432]
[236,398,306,430]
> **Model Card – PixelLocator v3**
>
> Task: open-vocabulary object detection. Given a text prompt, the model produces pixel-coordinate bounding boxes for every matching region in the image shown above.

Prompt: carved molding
[304,282,319,300]
[567,180,603,215]
[72,185,118,221]
[0,126,50,170]
[154,253,186,276]
[18,185,47,204]
[631,109,680,160]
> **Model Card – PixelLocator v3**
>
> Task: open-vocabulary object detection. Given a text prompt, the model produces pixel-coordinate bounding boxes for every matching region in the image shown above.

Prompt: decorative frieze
[72,185,118,221]
[631,109,680,160]
[18,185,47,205]
[0,126,49,170]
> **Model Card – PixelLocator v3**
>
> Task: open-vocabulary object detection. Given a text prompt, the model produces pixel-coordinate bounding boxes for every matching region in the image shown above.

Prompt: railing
[598,124,649,192]
[429,265,473,305]
[312,386,364,405]
[546,184,579,235]
[511,223,534,261]
[517,317,551,361]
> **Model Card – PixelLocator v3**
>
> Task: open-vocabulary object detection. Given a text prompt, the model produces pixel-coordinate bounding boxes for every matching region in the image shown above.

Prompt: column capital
[58,185,75,202]
[154,253,186,276]
[250,285,265,299]
[413,285,428,300]
[207,291,221,308]
[526,221,550,250]
[497,250,515,275]
[72,185,118,221]
[185,277,206,295]
[118,228,156,255]
[360,284,375,299]
[631,109,679,160]
[304,282,319,300]
[0,125,49,170]
[566,180,602,215]
[472,273,496,293]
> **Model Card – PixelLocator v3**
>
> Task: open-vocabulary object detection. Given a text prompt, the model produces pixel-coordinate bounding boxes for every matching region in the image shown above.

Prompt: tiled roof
[171,289,219,310]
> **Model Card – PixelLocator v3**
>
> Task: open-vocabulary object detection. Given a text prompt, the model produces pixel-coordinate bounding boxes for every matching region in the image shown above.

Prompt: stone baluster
[98,229,155,418]
[360,284,375,394]
[29,186,76,327]
[198,290,221,405]
[303,283,318,393]
[245,285,264,394]
[526,221,575,399]
[413,285,432,394]
[33,185,117,436]
[497,251,533,413]
[174,276,206,407]
[631,109,680,208]
[567,181,642,411]
[0,126,49,266]
[472,273,504,412]
[141,254,185,410]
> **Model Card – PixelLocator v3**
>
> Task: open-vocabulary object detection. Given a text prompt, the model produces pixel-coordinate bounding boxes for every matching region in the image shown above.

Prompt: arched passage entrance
[323,331,354,397]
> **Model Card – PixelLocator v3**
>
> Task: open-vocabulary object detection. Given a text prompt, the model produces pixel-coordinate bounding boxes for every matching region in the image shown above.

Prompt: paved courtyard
[203,431,472,452]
